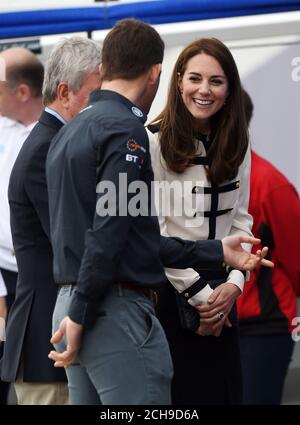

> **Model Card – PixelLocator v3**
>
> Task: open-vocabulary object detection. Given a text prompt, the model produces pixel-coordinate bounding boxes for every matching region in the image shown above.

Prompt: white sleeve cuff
[0,271,7,297]
[227,269,245,294]
[164,268,200,293]
[187,284,214,306]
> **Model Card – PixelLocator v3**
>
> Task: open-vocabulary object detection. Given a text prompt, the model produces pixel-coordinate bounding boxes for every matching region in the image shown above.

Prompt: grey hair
[42,36,101,105]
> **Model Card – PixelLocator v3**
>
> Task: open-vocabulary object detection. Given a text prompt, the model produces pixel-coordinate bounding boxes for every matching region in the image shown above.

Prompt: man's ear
[56,82,70,108]
[17,84,31,102]
[148,63,162,85]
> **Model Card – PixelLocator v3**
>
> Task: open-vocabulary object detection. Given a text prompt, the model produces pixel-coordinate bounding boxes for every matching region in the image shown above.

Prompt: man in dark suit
[0,37,101,405]
[0,46,44,405]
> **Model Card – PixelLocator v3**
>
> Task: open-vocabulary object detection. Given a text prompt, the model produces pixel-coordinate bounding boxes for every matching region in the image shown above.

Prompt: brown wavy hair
[152,38,248,185]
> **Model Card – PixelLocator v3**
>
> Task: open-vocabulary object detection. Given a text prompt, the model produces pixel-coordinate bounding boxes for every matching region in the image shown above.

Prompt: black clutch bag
[174,277,209,332]
[174,291,200,332]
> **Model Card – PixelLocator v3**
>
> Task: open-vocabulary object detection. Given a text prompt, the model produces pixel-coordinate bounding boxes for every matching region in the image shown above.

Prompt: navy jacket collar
[89,89,147,124]
[39,110,64,131]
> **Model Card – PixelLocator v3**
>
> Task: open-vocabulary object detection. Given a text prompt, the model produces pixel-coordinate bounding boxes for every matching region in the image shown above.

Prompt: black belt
[57,282,76,287]
[57,281,158,305]
[117,282,158,305]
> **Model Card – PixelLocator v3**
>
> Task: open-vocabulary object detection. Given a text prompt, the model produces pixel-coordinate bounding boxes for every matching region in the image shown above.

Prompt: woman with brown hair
[148,38,252,405]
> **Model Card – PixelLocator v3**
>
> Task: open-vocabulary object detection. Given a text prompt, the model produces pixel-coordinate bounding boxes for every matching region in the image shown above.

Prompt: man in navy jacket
[47,19,272,405]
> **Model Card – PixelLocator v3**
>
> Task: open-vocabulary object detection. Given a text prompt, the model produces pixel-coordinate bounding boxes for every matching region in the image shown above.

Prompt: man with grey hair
[42,37,101,116]
[0,37,101,405]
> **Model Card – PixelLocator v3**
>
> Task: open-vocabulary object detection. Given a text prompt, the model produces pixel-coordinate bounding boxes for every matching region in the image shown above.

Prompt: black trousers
[240,333,294,405]
[0,268,17,405]
[156,279,242,405]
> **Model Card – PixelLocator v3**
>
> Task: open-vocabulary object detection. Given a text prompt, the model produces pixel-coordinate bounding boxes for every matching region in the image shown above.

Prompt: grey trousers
[52,285,173,405]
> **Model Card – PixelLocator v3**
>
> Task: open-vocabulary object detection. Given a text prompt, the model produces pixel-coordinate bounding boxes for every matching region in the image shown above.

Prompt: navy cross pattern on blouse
[191,158,240,240]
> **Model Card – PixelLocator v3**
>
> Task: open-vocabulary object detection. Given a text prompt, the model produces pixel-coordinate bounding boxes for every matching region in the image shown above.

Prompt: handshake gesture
[195,235,273,337]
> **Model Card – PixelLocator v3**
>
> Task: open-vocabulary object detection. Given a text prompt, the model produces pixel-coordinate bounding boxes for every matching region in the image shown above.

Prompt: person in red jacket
[237,89,300,404]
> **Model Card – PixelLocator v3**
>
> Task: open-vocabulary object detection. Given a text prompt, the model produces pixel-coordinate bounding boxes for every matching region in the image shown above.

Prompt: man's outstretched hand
[222,235,274,271]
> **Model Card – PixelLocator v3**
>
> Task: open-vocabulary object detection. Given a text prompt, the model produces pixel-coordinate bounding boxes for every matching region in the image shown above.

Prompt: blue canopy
[0,0,300,39]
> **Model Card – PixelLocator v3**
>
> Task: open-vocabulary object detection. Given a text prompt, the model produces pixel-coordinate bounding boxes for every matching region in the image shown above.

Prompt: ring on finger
[217,311,224,320]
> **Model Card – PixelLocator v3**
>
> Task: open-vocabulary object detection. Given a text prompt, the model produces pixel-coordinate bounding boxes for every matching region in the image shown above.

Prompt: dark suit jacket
[1,111,66,382]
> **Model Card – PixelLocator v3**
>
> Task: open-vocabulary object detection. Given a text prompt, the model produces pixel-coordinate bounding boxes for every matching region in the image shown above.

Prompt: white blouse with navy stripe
[147,128,253,305]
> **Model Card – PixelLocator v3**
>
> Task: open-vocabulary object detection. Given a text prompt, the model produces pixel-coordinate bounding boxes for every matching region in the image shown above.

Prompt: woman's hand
[195,282,241,334]
[195,314,232,337]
